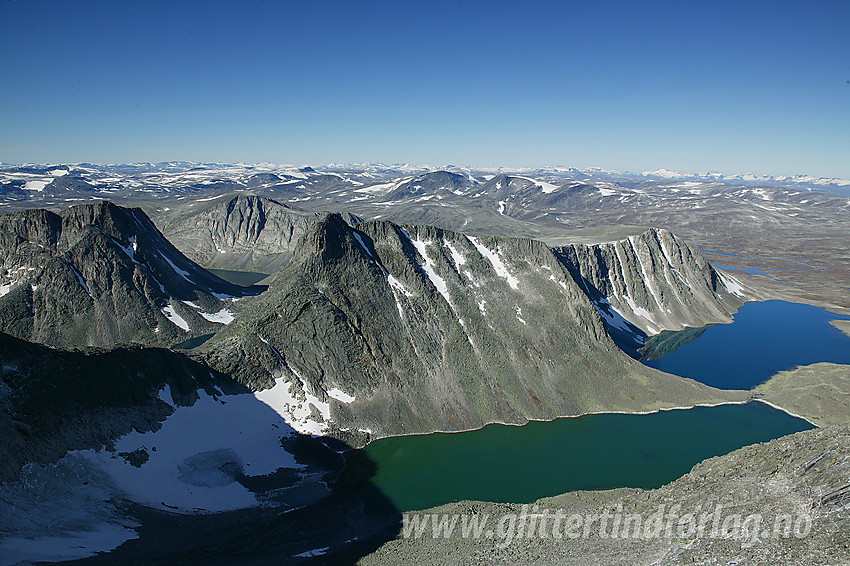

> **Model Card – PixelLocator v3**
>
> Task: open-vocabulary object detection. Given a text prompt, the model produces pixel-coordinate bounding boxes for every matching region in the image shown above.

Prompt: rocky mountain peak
[294,211,359,263]
[0,201,254,349]
[554,227,747,349]
[155,194,315,273]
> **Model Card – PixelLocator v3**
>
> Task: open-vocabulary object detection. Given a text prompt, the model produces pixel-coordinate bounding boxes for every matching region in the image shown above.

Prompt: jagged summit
[291,211,358,262]
[0,201,256,348]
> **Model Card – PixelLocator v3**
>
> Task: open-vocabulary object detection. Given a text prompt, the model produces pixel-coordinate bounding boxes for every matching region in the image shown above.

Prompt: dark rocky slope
[0,202,253,348]
[0,332,244,483]
[197,213,746,439]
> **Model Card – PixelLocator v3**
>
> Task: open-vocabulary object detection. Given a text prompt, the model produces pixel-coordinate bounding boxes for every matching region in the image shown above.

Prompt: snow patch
[255,336,331,436]
[199,308,235,324]
[718,271,746,298]
[295,547,329,558]
[81,386,303,513]
[445,240,466,268]
[0,265,35,297]
[515,306,527,325]
[624,295,656,325]
[69,265,92,297]
[113,239,138,263]
[161,304,190,332]
[254,375,330,436]
[549,274,568,291]
[327,388,356,404]
[195,194,227,202]
[211,291,240,300]
[593,297,640,338]
[629,237,665,311]
[161,254,195,283]
[354,177,411,193]
[468,237,519,290]
[388,274,413,297]
[352,231,374,259]
[405,232,452,306]
[515,176,560,193]
[24,179,51,192]
[0,522,138,565]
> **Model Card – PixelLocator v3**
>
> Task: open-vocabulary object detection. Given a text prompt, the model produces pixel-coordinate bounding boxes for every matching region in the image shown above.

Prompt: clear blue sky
[1,0,848,178]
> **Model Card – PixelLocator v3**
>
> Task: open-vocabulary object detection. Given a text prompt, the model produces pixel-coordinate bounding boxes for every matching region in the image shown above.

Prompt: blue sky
[1,0,848,178]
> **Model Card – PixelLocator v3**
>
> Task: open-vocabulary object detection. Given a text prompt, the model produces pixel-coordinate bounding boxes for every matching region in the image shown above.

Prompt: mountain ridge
[195,212,747,440]
[0,201,258,349]
[554,228,746,344]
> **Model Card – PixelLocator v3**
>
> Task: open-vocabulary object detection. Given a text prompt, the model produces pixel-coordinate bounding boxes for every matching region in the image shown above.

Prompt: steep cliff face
[0,202,253,349]
[197,214,741,440]
[554,228,746,343]
[156,195,315,273]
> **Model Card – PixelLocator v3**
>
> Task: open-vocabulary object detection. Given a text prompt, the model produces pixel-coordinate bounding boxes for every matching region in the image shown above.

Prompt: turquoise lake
[364,402,813,512]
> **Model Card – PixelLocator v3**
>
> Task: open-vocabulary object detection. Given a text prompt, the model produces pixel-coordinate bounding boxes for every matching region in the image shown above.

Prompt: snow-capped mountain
[639,168,850,194]
[2,161,848,208]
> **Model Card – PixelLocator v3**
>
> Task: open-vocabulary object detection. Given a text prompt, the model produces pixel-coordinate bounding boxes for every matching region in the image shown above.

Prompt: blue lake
[643,300,850,389]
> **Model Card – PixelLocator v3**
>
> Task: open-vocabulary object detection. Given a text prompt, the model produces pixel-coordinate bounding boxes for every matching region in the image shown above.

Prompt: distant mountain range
[1,161,848,197]
[637,168,850,194]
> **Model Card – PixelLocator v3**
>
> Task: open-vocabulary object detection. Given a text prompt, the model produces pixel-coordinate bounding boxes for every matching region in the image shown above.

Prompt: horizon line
[1,160,849,185]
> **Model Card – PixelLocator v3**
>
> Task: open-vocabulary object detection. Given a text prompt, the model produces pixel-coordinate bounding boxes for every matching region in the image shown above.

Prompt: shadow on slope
[0,333,401,566]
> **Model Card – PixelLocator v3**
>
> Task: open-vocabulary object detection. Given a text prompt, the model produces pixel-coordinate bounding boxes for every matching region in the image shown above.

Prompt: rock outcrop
[0,202,253,349]
[554,228,746,345]
[156,194,315,273]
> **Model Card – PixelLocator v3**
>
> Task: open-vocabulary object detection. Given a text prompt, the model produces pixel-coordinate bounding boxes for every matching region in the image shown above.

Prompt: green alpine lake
[364,401,812,511]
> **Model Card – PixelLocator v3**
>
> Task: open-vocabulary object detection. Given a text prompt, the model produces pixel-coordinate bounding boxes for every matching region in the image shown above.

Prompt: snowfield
[85,385,303,513]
